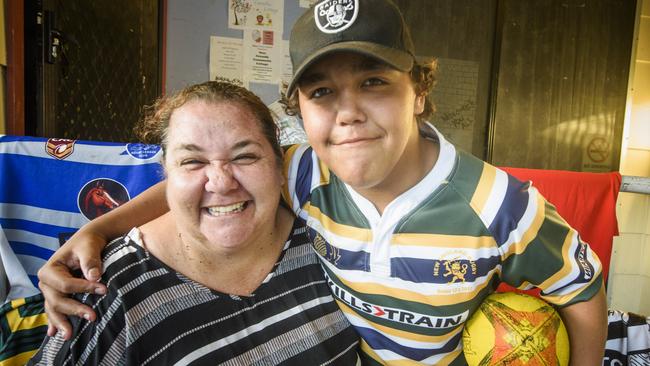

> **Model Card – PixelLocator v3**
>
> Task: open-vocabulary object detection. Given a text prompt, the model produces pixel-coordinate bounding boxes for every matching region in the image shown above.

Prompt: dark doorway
[25,0,162,142]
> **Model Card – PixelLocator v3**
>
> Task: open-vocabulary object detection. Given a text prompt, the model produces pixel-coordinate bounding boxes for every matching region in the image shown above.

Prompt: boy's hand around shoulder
[38,228,108,340]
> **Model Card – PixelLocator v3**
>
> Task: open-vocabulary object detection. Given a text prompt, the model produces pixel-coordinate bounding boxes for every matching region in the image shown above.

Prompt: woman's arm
[38,180,168,339]
[558,286,608,366]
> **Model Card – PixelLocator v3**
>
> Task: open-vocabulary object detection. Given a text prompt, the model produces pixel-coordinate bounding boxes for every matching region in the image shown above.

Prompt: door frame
[6,0,25,135]
[4,0,167,137]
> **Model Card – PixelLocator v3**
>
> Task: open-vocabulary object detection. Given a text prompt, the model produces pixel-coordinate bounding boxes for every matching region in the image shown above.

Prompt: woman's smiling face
[163,99,283,254]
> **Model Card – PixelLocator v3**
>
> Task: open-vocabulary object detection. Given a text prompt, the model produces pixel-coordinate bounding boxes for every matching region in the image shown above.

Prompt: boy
[40,0,607,364]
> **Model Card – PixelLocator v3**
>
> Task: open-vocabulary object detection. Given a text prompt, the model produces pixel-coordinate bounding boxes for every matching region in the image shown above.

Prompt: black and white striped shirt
[30,219,359,365]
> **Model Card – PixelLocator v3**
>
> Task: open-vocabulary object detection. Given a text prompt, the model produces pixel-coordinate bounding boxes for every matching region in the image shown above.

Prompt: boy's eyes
[308,77,387,98]
[362,77,386,87]
[310,87,331,99]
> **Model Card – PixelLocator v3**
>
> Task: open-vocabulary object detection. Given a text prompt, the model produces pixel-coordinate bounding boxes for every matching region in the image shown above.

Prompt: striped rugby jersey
[0,135,163,297]
[0,294,48,365]
[282,125,603,365]
[28,220,360,365]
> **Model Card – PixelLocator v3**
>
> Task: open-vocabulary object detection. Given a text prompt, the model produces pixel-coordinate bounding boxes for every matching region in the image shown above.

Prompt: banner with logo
[0,136,163,297]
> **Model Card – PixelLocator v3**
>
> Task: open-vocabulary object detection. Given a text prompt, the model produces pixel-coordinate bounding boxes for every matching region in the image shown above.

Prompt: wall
[607,0,650,315]
[166,0,304,105]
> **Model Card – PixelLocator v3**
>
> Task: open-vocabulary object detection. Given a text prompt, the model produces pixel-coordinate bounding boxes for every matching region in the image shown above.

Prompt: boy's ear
[414,94,426,115]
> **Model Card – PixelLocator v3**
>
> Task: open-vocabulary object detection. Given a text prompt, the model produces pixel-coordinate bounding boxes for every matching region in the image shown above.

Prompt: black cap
[287,0,415,96]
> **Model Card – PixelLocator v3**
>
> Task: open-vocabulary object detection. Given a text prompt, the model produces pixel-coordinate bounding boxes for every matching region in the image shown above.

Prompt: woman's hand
[37,228,108,340]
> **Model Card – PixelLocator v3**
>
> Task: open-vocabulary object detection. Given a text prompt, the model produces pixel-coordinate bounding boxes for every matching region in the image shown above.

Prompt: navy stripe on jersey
[488,174,530,246]
[296,147,314,207]
[307,227,369,271]
[565,241,597,287]
[357,326,462,361]
[391,255,501,284]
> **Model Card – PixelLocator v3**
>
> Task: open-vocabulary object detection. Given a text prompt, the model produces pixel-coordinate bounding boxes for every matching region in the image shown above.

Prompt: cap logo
[314,0,358,34]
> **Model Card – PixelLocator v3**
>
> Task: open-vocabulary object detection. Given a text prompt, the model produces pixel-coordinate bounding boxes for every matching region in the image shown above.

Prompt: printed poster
[280,40,293,88]
[300,0,319,7]
[243,29,282,84]
[228,0,283,31]
[209,36,244,83]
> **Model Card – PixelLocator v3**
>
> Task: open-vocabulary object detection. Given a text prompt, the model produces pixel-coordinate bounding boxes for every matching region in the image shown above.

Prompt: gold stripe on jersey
[3,351,39,366]
[283,143,331,187]
[282,145,300,210]
[359,340,422,366]
[433,348,464,366]
[283,144,301,179]
[7,298,48,332]
[536,229,578,291]
[392,233,496,249]
[470,162,497,213]
[359,338,462,366]
[360,339,385,364]
[283,143,301,160]
[328,264,496,307]
[542,273,602,305]
[306,203,372,241]
[317,156,331,186]
[540,242,603,305]
[500,193,546,260]
[437,349,464,366]
[335,300,458,344]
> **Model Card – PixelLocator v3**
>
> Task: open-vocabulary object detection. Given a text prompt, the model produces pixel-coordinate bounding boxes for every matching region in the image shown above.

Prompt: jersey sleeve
[504,179,602,306]
[282,143,330,219]
[471,164,603,307]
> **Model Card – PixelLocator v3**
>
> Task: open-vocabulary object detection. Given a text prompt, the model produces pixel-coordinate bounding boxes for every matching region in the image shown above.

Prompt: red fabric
[497,168,621,294]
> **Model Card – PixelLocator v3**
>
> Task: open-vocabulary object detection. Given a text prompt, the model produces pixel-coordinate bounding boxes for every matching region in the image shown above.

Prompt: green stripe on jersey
[500,202,573,286]
[446,150,485,202]
[399,187,492,236]
[310,175,371,229]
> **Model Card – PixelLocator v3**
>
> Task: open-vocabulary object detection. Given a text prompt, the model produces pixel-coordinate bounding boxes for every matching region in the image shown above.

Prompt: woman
[29,81,359,365]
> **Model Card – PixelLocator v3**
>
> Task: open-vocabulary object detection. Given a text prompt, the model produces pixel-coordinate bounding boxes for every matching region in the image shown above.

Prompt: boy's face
[297,52,426,197]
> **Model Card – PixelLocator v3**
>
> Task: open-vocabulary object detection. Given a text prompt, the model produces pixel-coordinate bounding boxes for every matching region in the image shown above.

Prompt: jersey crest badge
[46,138,76,160]
[314,0,358,34]
[312,230,341,265]
[433,251,478,285]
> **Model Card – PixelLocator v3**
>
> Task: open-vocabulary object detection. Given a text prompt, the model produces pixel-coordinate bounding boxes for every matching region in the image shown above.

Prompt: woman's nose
[204,162,239,193]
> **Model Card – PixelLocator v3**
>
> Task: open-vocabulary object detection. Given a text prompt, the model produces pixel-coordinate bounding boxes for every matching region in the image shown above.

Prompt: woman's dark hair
[135,79,282,166]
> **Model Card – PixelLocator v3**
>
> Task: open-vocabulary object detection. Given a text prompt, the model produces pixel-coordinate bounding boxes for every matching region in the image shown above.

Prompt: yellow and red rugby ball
[462,292,569,366]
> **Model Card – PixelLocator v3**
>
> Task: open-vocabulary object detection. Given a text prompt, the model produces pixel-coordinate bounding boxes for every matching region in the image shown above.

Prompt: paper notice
[228,0,283,31]
[209,36,243,83]
[243,29,282,84]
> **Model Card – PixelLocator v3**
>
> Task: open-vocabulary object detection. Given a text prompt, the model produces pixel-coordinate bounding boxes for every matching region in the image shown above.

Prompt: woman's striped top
[29,219,360,365]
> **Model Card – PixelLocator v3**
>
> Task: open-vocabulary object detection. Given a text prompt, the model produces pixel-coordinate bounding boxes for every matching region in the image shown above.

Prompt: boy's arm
[558,286,607,366]
[37,180,168,339]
